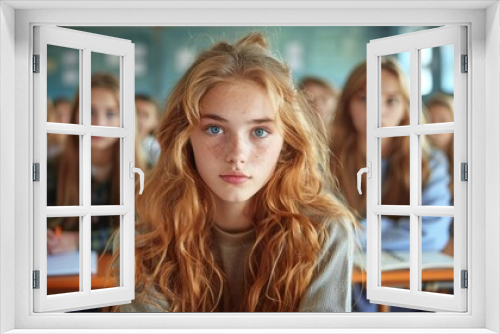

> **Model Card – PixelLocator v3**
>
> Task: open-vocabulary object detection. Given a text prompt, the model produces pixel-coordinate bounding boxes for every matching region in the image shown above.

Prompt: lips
[220,174,250,185]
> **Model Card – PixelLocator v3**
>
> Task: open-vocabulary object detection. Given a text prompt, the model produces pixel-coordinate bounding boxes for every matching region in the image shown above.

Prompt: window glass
[420,216,454,295]
[91,215,120,290]
[381,53,410,128]
[47,134,80,206]
[47,45,79,125]
[47,217,80,295]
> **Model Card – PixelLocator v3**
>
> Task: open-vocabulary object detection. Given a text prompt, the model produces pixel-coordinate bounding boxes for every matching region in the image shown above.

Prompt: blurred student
[115,33,357,312]
[330,58,452,312]
[47,73,146,255]
[53,97,73,124]
[425,93,455,255]
[298,76,339,128]
[425,93,454,199]
[47,99,66,159]
[135,94,161,167]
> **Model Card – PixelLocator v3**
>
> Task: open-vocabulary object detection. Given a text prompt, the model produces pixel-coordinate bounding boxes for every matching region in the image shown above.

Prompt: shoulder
[319,216,357,261]
[426,147,448,169]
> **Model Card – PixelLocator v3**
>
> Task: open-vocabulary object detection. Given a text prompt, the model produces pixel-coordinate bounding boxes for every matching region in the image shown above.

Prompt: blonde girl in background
[330,58,452,311]
[298,76,339,129]
[115,33,357,312]
[47,73,146,255]
[425,93,454,201]
[425,93,455,256]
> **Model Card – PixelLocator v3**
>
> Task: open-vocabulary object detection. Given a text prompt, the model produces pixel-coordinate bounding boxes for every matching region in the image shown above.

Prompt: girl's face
[349,69,406,134]
[428,103,454,149]
[190,80,284,206]
[91,87,120,151]
[136,99,158,138]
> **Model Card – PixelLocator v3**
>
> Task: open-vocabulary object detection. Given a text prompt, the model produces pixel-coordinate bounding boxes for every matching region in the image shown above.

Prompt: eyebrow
[201,113,275,124]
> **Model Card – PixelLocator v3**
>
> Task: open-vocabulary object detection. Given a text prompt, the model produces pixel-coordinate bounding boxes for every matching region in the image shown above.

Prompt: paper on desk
[47,251,98,276]
[354,250,454,271]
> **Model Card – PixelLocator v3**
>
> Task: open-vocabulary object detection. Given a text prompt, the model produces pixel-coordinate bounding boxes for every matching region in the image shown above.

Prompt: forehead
[305,83,332,96]
[91,87,119,103]
[381,69,402,93]
[136,99,156,110]
[199,80,277,120]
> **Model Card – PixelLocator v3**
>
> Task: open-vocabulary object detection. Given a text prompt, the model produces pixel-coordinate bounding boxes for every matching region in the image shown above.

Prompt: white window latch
[357,162,372,195]
[129,161,145,195]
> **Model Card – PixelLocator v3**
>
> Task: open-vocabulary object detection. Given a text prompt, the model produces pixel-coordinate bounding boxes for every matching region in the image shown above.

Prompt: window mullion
[81,48,92,294]
[409,47,420,294]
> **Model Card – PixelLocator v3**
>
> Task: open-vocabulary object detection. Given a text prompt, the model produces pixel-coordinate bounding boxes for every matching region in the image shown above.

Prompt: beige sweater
[119,220,354,312]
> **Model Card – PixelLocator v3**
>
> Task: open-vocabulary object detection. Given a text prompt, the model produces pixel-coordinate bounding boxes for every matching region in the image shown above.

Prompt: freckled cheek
[209,142,227,161]
[252,141,283,168]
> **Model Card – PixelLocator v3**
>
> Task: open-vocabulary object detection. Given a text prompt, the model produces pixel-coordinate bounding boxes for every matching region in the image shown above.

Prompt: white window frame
[365,26,467,312]
[33,25,136,313]
[0,1,499,333]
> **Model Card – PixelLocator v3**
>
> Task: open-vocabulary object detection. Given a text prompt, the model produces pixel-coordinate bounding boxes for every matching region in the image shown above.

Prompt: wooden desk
[48,255,455,301]
[48,254,115,295]
[352,267,454,286]
[352,266,454,312]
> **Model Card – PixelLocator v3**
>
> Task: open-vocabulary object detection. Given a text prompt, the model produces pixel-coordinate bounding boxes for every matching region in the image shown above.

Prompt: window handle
[129,162,145,195]
[357,162,372,195]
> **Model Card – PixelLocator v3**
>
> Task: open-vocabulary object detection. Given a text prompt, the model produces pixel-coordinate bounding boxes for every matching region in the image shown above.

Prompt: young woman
[298,76,339,129]
[330,58,452,311]
[116,33,358,312]
[47,73,146,255]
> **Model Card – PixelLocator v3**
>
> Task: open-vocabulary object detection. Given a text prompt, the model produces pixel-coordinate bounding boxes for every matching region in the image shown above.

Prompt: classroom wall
[50,26,434,109]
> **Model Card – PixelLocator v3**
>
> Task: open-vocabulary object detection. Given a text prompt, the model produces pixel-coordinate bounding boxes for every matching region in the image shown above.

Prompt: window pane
[47,217,80,295]
[47,134,81,206]
[91,52,121,128]
[420,216,454,295]
[91,215,120,290]
[47,45,79,125]
[421,134,454,206]
[380,136,410,206]
[380,53,410,128]
[421,44,454,124]
[91,137,121,206]
[380,215,410,290]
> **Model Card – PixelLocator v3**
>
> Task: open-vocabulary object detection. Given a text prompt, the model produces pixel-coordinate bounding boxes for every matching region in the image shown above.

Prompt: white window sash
[32,25,136,313]
[366,25,467,312]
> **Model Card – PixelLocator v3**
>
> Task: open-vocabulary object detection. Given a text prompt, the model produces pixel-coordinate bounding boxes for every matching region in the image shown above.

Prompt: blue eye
[206,125,223,135]
[254,128,269,138]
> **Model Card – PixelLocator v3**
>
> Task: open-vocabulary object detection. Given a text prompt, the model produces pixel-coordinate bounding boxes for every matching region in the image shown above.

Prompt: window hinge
[33,270,40,289]
[33,163,40,182]
[461,54,468,73]
[33,54,40,73]
[461,270,468,289]
[461,162,468,181]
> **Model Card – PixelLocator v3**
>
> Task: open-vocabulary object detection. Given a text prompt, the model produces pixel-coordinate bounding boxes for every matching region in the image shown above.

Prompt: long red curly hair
[120,33,356,312]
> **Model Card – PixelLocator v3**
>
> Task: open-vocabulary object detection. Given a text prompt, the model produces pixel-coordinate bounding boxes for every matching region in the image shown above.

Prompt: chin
[216,192,254,204]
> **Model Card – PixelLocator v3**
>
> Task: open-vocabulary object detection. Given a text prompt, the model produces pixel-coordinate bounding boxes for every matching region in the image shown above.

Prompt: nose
[225,135,248,165]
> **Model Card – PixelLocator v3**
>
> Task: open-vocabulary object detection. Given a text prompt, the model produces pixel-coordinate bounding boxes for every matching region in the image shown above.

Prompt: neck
[213,199,254,233]
[91,147,113,166]
[91,147,114,182]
